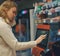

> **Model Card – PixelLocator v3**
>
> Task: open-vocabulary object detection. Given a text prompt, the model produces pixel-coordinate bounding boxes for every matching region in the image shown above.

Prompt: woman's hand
[35,34,47,44]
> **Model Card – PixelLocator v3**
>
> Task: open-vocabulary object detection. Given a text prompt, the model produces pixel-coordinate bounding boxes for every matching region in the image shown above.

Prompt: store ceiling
[0,0,42,11]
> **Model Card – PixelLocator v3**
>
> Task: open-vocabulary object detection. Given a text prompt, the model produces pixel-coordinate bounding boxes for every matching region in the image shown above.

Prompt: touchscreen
[35,29,49,49]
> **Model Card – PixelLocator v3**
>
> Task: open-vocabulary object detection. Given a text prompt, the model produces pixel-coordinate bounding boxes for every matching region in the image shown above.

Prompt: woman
[0,1,46,56]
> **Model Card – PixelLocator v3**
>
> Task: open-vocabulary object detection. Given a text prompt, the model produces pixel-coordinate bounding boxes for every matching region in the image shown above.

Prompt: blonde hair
[0,0,17,19]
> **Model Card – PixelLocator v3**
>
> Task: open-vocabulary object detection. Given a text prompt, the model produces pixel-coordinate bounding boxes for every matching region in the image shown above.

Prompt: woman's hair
[0,1,17,19]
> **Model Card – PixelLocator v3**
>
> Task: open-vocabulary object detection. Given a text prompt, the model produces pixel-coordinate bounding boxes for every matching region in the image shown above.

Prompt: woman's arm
[0,22,46,51]
[0,22,36,50]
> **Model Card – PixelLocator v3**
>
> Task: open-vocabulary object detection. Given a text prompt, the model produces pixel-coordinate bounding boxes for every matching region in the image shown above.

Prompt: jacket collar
[0,17,5,22]
[0,17,11,28]
[0,17,16,27]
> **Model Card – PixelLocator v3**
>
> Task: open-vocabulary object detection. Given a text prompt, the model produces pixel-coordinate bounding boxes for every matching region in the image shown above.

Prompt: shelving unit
[30,0,60,56]
[30,0,60,41]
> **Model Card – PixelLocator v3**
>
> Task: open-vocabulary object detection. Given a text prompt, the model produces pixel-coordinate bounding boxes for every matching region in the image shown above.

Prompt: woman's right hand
[35,34,47,44]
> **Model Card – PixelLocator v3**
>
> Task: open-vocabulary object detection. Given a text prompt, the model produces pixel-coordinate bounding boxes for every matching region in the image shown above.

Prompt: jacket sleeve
[0,22,37,50]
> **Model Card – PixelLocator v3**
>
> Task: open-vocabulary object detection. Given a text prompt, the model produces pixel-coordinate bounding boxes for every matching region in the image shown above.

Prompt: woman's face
[7,7,17,22]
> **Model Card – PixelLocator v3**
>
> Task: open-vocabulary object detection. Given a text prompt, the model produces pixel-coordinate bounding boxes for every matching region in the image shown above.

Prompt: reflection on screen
[35,29,49,49]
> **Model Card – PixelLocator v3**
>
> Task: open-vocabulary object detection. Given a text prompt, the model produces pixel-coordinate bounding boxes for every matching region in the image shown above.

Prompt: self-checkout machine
[32,0,51,56]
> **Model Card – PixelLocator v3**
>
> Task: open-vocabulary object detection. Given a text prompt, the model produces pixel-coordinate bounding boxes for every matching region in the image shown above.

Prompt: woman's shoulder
[0,17,8,28]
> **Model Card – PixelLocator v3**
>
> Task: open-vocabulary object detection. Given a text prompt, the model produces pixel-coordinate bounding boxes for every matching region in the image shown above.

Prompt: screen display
[35,29,49,49]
